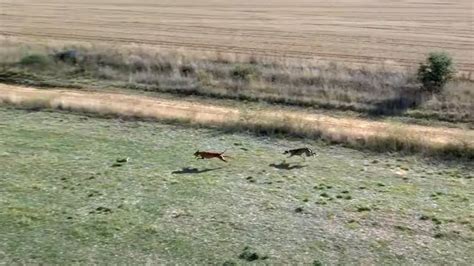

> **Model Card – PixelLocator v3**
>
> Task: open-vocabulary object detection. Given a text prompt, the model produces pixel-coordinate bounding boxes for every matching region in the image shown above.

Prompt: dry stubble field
[0,0,473,73]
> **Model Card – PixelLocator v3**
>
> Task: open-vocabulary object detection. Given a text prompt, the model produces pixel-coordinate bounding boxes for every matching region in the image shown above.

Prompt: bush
[19,54,52,67]
[417,52,454,93]
[231,64,259,82]
[53,50,79,64]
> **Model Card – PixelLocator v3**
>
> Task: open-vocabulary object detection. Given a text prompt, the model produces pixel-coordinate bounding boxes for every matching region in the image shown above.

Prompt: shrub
[231,64,259,82]
[19,54,52,67]
[417,52,455,93]
[53,50,79,64]
[179,64,196,77]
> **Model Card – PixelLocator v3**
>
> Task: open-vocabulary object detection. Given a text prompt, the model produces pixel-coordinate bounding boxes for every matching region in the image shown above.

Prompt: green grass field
[0,107,472,264]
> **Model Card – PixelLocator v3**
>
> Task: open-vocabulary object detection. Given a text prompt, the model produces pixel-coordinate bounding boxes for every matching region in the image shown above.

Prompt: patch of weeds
[376,182,385,187]
[394,225,413,232]
[231,65,260,82]
[179,64,196,77]
[358,186,366,190]
[341,190,349,194]
[19,54,53,67]
[419,214,431,221]
[433,231,460,239]
[320,192,330,198]
[431,217,442,225]
[143,224,159,234]
[238,246,268,262]
[90,206,112,214]
[222,260,237,266]
[246,176,255,183]
[314,184,333,190]
[295,207,304,213]
[430,193,439,200]
[344,195,352,200]
[87,190,102,198]
[357,206,371,212]
[313,260,323,266]
[346,219,360,229]
[314,184,325,190]
[336,195,343,199]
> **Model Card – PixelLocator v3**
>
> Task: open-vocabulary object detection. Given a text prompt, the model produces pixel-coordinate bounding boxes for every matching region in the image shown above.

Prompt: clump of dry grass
[1,85,472,159]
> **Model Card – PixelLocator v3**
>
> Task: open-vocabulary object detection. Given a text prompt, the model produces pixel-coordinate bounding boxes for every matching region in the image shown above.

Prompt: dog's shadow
[172,167,223,175]
[269,161,307,170]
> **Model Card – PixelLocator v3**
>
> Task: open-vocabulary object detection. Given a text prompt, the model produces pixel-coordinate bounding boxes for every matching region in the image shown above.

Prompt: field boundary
[1,84,473,159]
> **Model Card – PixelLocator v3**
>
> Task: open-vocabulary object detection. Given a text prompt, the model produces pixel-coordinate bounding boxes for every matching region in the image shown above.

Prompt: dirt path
[1,84,473,149]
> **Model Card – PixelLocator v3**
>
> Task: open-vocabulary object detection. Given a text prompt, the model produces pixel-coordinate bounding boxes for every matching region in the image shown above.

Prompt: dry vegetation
[1,41,473,123]
[1,84,473,159]
[1,0,472,74]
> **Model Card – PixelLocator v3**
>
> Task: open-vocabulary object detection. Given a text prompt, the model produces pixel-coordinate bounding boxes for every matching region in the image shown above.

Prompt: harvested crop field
[0,0,473,73]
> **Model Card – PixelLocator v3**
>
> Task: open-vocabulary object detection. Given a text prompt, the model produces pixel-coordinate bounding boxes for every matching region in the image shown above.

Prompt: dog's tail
[219,149,228,155]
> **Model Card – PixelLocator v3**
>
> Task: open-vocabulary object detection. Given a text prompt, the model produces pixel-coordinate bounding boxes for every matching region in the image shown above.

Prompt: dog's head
[193,150,200,157]
[283,150,290,154]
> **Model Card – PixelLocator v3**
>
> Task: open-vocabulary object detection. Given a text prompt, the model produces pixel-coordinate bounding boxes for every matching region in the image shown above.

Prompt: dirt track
[0,0,472,72]
[1,84,473,149]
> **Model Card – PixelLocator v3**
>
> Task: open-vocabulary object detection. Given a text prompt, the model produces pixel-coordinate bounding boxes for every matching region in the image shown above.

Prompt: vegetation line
[1,84,472,159]
[1,42,472,123]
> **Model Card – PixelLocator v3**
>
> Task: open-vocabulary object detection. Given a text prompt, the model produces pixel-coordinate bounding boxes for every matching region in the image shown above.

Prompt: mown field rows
[1,0,472,72]
[0,107,473,264]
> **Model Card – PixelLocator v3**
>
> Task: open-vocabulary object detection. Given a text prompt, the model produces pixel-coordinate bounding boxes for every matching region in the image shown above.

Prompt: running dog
[194,149,228,162]
[283,147,316,160]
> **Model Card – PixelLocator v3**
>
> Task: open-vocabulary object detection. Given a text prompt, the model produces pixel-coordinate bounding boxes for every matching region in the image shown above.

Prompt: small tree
[417,52,455,93]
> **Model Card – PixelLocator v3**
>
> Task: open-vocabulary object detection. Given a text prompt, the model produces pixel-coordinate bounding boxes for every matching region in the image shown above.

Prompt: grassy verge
[0,107,472,264]
[1,41,473,123]
[1,85,473,160]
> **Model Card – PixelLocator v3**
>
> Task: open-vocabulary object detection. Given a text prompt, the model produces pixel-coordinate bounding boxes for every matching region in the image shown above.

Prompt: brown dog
[194,150,228,162]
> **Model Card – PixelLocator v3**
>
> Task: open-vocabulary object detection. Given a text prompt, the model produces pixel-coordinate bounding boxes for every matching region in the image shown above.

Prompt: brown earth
[1,84,472,150]
[0,0,472,73]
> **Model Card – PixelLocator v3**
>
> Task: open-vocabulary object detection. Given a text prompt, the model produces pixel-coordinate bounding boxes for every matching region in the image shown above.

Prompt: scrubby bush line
[1,44,472,123]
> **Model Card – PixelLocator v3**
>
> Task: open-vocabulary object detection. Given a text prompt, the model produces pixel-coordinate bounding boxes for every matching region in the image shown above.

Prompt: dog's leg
[219,156,227,162]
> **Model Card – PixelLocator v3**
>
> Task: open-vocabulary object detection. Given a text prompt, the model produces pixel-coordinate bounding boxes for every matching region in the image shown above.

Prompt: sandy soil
[1,84,472,149]
[0,0,472,72]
